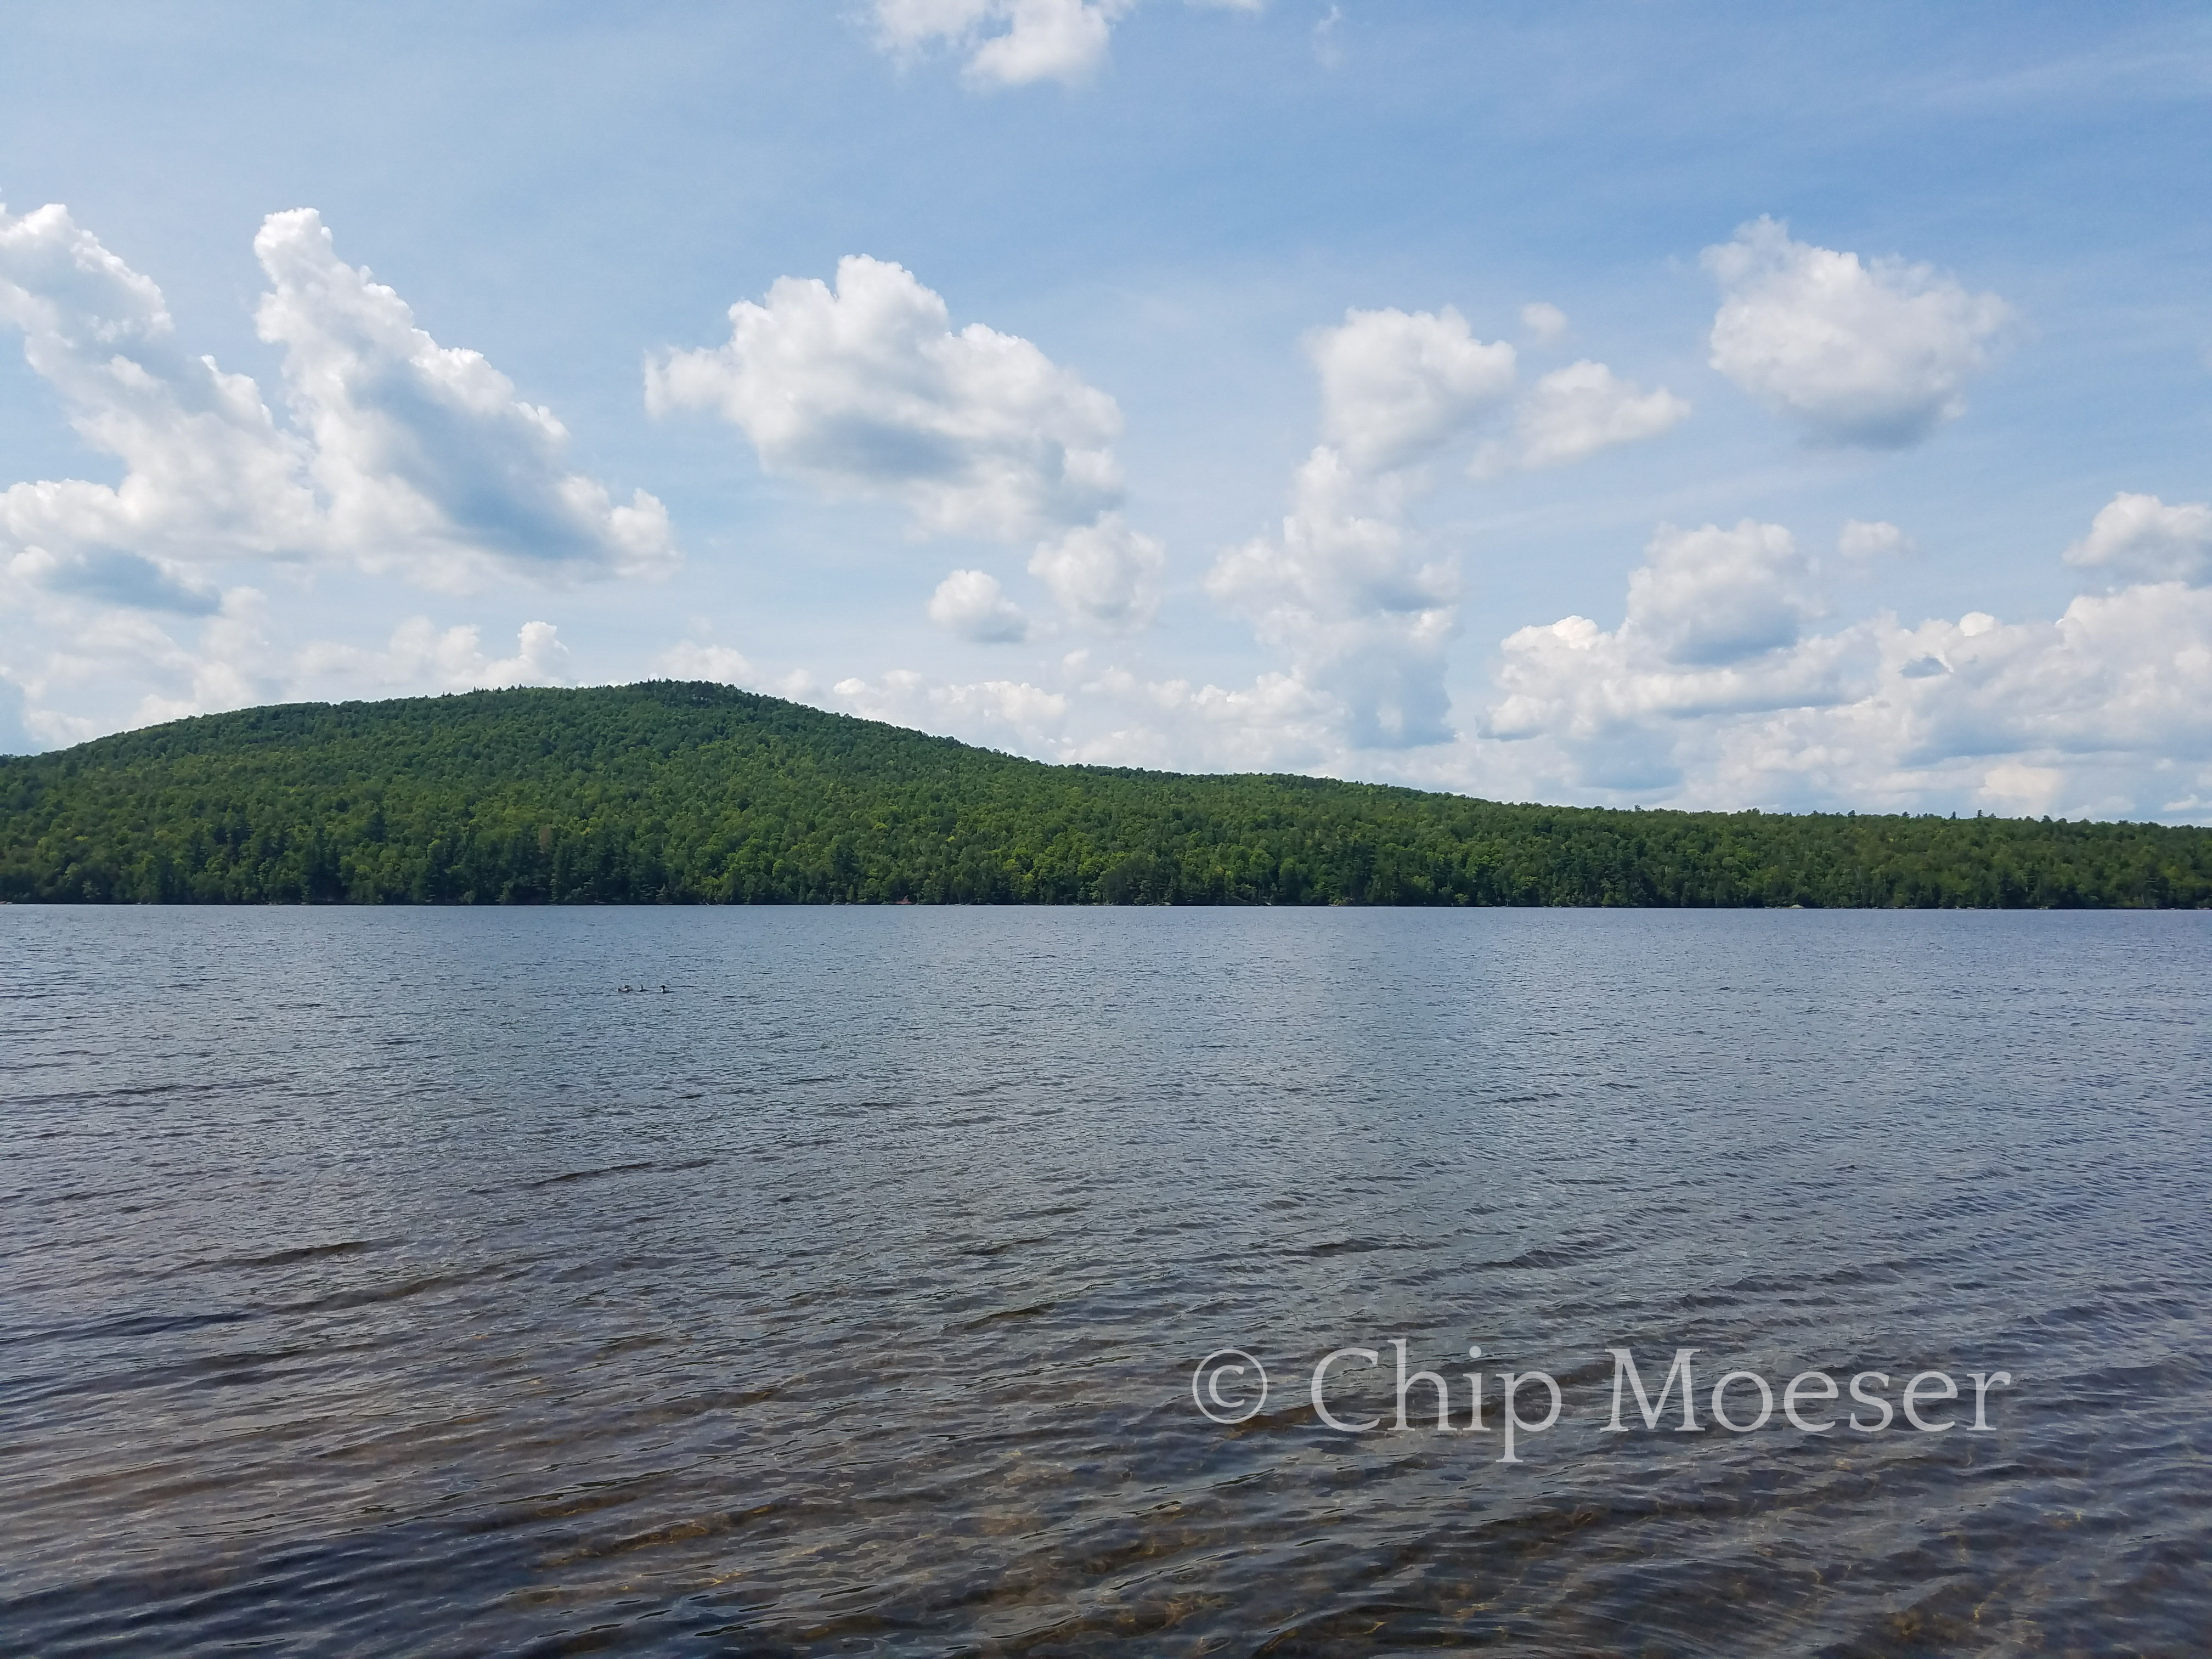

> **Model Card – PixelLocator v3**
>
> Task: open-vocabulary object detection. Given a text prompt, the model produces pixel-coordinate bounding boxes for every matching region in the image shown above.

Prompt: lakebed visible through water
[3,907,2207,1656]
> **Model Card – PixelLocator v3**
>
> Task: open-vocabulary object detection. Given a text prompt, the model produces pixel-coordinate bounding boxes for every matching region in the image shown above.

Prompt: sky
[2,2,2209,821]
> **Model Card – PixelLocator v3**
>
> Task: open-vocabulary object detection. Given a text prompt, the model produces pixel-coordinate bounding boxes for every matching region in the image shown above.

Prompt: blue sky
[3,2,2209,818]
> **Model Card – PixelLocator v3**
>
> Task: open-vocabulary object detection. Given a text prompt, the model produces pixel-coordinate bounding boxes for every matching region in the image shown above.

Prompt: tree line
[3,681,2207,907]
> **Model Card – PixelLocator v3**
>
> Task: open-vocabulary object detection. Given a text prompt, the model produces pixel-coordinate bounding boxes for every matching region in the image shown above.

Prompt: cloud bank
[1467,492,2212,819]
[5,205,2203,826]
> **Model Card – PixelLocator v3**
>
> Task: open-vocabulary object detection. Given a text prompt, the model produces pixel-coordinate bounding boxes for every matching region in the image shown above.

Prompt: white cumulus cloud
[927,568,1030,641]
[1063,663,1341,772]
[872,0,1129,86]
[1308,304,1516,476]
[1193,304,1510,749]
[1482,520,1844,786]
[1475,359,1689,475]
[255,210,676,592]
[1703,217,2013,448]
[8,545,222,614]
[652,253,1167,635]
[649,254,1122,541]
[1,581,279,744]
[0,203,676,596]
[0,202,318,567]
[1027,512,1164,633]
[2063,492,2212,586]
[1209,447,1458,748]
[1626,520,1819,666]
[1204,304,1680,754]
[481,620,572,687]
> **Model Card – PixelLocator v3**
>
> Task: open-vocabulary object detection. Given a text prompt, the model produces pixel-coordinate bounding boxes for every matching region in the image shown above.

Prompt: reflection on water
[3,907,2208,1655]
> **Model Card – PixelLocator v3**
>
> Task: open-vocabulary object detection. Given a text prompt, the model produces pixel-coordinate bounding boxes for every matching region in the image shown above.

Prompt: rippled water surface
[4,907,2209,1656]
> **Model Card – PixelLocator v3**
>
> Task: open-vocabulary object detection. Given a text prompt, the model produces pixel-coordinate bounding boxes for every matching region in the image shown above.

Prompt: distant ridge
[3,681,2207,907]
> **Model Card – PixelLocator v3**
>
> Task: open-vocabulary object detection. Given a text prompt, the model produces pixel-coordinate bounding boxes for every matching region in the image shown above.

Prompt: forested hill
[2,681,2208,907]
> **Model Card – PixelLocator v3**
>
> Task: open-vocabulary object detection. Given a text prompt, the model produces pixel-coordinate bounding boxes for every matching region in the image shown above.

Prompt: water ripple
[2,906,2208,1655]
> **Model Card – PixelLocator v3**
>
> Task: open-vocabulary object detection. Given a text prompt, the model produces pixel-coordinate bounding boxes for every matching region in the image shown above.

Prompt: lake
[4,907,2208,1655]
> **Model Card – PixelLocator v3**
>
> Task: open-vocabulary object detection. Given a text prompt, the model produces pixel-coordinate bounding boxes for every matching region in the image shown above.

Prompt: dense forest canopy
[2,681,2207,907]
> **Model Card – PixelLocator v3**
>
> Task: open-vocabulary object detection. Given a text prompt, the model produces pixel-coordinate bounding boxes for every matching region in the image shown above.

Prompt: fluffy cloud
[0,203,676,596]
[648,254,1122,541]
[1486,521,1841,765]
[652,253,1165,635]
[1209,448,1457,748]
[1207,305,1682,753]
[0,204,673,746]
[820,651,1370,776]
[1703,217,2013,448]
[1194,305,1503,752]
[1,538,590,742]
[1837,518,1915,560]
[1308,305,1516,475]
[927,568,1030,641]
[478,620,571,688]
[0,202,318,566]
[1881,592,2212,782]
[868,0,1259,87]
[1027,512,1163,632]
[2063,492,2212,586]
[1304,301,1685,482]
[650,639,818,703]
[255,211,676,591]
[1627,520,1818,665]
[1474,359,1689,475]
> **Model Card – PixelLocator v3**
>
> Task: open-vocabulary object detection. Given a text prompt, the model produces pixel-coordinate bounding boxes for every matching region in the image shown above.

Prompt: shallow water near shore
[4,906,2209,1656]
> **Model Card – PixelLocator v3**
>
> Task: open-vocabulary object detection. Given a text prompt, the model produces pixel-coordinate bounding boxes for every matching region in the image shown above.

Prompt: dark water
[3,908,2208,1657]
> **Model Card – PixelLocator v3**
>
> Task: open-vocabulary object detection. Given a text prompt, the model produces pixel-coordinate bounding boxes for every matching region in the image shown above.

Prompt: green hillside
[2,680,2207,907]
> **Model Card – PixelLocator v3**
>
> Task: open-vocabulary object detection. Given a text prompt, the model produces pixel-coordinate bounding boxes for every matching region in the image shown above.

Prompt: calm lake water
[3,907,2208,1656]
